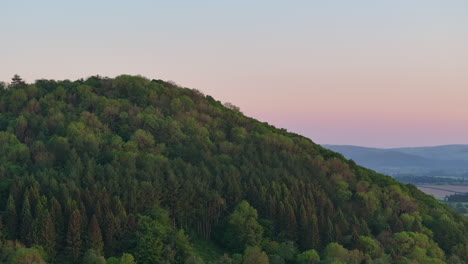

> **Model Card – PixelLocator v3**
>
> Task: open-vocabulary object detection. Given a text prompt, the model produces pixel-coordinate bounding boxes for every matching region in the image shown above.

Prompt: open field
[417,184,468,198]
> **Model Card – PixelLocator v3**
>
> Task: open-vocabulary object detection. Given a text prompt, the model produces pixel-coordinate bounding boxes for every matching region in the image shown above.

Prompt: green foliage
[391,231,445,263]
[83,249,106,264]
[276,241,298,262]
[296,249,320,264]
[0,242,47,264]
[133,208,193,264]
[0,75,465,263]
[184,255,205,264]
[221,201,264,252]
[66,209,83,262]
[242,247,269,264]
[357,236,382,259]
[323,242,365,264]
[10,247,46,264]
[103,253,136,264]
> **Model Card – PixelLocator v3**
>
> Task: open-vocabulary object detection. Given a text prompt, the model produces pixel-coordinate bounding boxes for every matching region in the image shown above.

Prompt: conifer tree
[298,205,313,250]
[310,215,320,249]
[50,197,64,246]
[42,211,57,256]
[88,214,104,254]
[11,74,26,88]
[6,195,17,240]
[67,209,83,261]
[20,194,33,245]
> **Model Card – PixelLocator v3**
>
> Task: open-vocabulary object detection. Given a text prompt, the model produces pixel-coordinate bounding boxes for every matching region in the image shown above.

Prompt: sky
[2,0,468,148]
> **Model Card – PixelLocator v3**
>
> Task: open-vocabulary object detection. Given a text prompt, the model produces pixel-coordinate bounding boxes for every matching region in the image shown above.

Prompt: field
[416,184,468,199]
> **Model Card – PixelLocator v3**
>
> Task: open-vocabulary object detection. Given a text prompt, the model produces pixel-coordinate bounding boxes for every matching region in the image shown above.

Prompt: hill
[394,145,468,161]
[324,145,468,178]
[0,75,466,264]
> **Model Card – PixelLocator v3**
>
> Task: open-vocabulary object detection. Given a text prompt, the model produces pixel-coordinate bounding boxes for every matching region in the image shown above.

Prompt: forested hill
[0,75,466,264]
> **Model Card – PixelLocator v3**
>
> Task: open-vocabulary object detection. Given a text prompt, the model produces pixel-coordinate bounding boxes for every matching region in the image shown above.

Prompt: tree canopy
[0,75,466,263]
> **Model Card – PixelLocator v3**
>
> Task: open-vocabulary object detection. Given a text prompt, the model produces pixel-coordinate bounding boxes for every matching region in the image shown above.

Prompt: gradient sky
[2,0,468,147]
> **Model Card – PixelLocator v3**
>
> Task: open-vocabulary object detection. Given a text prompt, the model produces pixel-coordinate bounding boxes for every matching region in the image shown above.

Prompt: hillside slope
[0,76,466,263]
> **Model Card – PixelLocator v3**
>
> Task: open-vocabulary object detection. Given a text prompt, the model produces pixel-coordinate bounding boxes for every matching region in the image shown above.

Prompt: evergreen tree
[31,199,47,245]
[298,205,313,250]
[10,74,26,88]
[67,209,83,261]
[50,197,64,248]
[88,214,104,254]
[42,212,57,256]
[20,194,33,245]
[6,195,18,240]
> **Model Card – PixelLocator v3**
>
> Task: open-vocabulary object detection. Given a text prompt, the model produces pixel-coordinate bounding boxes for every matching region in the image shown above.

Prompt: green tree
[20,195,33,245]
[296,249,320,264]
[10,247,46,264]
[88,214,104,254]
[41,212,57,256]
[120,253,137,264]
[133,231,164,264]
[222,201,264,252]
[277,241,298,262]
[67,209,83,261]
[83,249,106,264]
[243,247,269,264]
[10,74,26,89]
[185,255,205,264]
[324,242,365,264]
[6,195,18,240]
[357,236,382,259]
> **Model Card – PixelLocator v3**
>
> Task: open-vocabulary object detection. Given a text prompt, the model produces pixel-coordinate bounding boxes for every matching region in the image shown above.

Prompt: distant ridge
[323,144,468,176]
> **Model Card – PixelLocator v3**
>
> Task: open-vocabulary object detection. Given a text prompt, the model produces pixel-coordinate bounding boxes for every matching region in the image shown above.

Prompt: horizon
[2,73,468,149]
[2,1,467,148]
[322,143,468,149]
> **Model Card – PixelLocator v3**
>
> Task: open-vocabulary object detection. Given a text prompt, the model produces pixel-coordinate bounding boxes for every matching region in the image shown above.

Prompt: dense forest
[0,75,466,264]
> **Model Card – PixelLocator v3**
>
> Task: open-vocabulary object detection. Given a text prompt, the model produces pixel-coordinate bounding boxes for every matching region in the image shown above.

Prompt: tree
[185,255,205,264]
[324,242,365,264]
[242,247,269,264]
[298,205,313,250]
[222,201,264,252]
[88,214,104,254]
[0,81,6,90]
[223,102,241,113]
[277,241,298,262]
[67,209,83,261]
[133,231,164,264]
[82,249,106,264]
[41,212,57,256]
[120,253,137,264]
[357,236,382,259]
[10,247,47,264]
[10,74,26,89]
[6,195,18,240]
[20,195,33,245]
[296,249,320,264]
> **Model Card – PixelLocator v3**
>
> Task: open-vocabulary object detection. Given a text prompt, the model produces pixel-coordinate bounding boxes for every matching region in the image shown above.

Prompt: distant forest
[0,75,466,264]
[394,176,468,185]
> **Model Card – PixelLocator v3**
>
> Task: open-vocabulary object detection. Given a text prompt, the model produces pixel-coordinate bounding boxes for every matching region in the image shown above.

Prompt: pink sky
[2,1,467,147]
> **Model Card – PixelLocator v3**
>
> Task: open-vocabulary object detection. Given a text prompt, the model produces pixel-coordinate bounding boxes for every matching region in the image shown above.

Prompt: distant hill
[323,144,468,176]
[394,145,468,161]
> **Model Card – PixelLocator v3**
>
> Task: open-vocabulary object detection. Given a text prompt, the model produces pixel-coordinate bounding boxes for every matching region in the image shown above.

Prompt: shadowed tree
[88,214,104,254]
[6,195,18,240]
[67,209,83,262]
